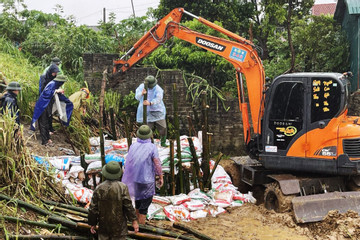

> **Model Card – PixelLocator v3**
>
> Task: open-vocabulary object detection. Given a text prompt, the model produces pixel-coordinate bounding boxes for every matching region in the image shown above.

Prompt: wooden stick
[1,215,70,231]
[169,140,175,195]
[99,70,107,174]
[173,222,215,240]
[205,153,223,189]
[52,206,88,218]
[143,80,148,124]
[110,107,117,140]
[42,199,89,214]
[188,137,203,191]
[173,83,184,193]
[47,214,78,229]
[201,91,210,189]
[80,153,89,188]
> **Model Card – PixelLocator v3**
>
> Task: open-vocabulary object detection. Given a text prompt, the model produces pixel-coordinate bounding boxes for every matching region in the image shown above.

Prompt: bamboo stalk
[143,80,148,125]
[47,214,78,229]
[80,153,89,188]
[187,115,196,136]
[42,198,88,215]
[1,215,70,232]
[52,206,89,218]
[127,223,197,240]
[128,231,178,240]
[110,107,117,140]
[123,111,132,150]
[0,193,51,216]
[169,140,175,195]
[99,70,107,174]
[8,235,88,240]
[173,222,215,240]
[205,153,223,189]
[173,83,184,193]
[185,171,191,193]
[188,137,203,191]
[201,91,210,190]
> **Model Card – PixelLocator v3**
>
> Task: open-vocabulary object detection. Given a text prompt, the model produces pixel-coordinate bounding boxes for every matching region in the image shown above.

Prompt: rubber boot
[160,136,168,147]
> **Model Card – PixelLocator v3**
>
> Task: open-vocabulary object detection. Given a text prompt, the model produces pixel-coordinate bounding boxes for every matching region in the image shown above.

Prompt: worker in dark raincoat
[88,161,139,240]
[39,57,61,94]
[0,81,21,125]
[30,74,73,145]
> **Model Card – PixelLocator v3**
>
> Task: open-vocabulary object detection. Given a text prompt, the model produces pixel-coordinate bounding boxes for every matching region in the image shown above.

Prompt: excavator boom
[113,8,265,144]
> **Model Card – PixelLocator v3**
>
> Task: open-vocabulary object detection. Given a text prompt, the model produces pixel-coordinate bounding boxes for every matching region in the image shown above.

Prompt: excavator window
[269,82,304,121]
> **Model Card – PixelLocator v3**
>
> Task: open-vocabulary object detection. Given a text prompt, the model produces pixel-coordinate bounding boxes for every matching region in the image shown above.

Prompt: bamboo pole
[187,115,196,136]
[41,199,89,214]
[173,83,184,193]
[201,91,210,190]
[8,235,88,240]
[128,231,178,240]
[52,206,89,218]
[188,137,203,191]
[127,223,197,240]
[47,214,78,229]
[173,222,215,240]
[143,80,148,124]
[123,111,132,150]
[0,193,51,216]
[45,179,70,205]
[170,139,175,195]
[99,70,107,173]
[205,153,223,189]
[1,215,70,232]
[110,107,117,140]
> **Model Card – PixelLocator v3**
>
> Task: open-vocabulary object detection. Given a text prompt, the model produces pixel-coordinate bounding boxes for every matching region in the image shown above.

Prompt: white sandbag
[146,203,163,220]
[49,157,71,170]
[207,205,226,217]
[183,200,205,211]
[68,166,85,179]
[233,192,256,204]
[188,188,212,203]
[190,210,208,219]
[87,175,101,187]
[85,153,101,163]
[86,161,102,173]
[214,190,234,203]
[163,205,190,222]
[168,194,191,205]
[152,195,171,205]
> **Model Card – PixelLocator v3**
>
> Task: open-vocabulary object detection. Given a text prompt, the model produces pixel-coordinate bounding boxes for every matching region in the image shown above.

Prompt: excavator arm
[114,8,265,144]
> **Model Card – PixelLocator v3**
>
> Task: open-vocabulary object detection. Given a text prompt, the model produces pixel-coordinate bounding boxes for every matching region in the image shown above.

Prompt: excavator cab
[260,72,360,176]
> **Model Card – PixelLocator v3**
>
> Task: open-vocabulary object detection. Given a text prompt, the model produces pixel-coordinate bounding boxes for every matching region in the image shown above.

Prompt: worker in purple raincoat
[122,125,164,224]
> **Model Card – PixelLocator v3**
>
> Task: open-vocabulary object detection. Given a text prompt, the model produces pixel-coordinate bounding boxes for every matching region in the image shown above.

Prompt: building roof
[312,3,337,16]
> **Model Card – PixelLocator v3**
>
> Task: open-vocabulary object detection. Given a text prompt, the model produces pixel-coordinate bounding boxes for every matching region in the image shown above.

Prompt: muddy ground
[21,127,360,240]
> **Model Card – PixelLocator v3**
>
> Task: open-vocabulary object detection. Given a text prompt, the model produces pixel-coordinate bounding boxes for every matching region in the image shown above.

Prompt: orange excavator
[113,8,360,223]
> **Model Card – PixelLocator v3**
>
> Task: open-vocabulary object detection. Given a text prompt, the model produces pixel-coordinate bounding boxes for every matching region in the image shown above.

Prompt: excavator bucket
[292,192,360,223]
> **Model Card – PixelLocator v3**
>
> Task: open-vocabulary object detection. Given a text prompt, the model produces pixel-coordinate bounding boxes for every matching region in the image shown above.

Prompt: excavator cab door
[261,77,308,168]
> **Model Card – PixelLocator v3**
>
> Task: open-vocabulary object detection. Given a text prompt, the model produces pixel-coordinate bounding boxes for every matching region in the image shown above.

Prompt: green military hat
[145,75,157,89]
[101,161,123,180]
[54,75,67,82]
[52,57,61,64]
[136,125,153,140]
[6,81,22,91]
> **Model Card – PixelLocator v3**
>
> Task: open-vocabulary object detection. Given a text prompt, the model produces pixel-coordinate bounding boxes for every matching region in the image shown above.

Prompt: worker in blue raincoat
[39,57,61,94]
[31,74,73,145]
[135,75,167,147]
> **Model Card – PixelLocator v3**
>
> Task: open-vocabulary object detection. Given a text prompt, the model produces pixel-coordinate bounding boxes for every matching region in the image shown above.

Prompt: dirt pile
[306,210,360,240]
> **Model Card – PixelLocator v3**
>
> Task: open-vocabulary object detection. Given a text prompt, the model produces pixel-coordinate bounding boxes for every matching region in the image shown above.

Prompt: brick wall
[84,53,246,155]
